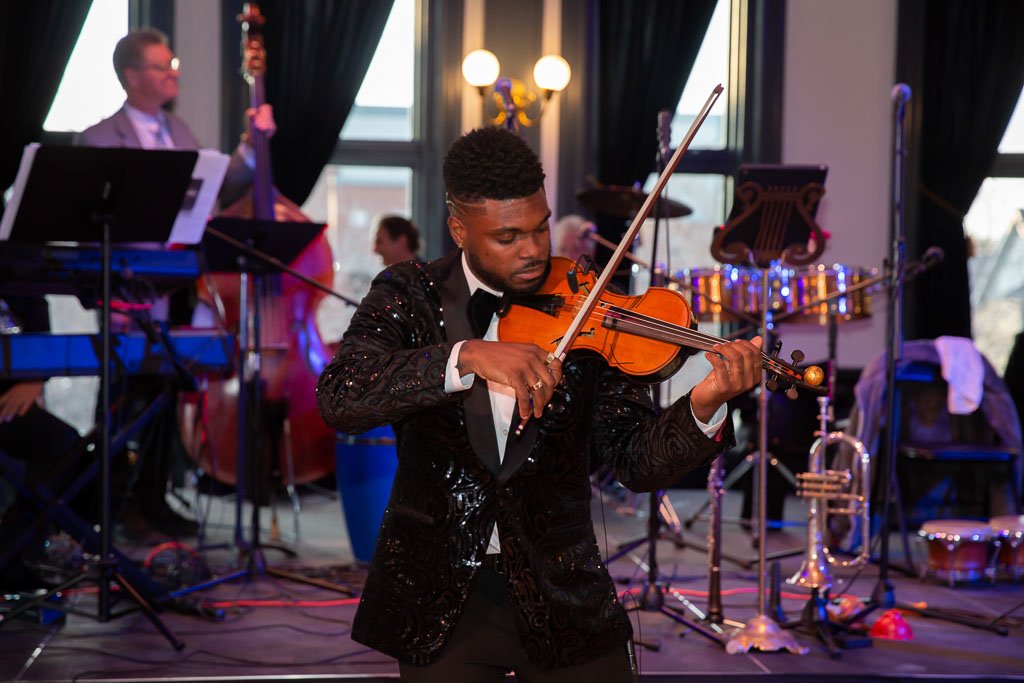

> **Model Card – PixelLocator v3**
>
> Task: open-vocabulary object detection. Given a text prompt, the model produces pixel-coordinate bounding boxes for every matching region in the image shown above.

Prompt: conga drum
[918,519,995,587]
[336,425,397,562]
[989,515,1024,581]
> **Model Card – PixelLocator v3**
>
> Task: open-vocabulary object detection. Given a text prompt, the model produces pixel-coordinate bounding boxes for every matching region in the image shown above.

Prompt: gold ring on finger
[532,378,545,392]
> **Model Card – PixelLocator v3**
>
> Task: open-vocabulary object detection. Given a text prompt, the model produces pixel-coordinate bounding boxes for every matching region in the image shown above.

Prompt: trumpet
[789,395,871,591]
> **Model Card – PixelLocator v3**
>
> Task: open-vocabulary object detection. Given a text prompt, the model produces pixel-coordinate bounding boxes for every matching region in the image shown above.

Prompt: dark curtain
[0,1,92,194]
[911,0,1024,339]
[594,0,716,188]
[260,0,394,205]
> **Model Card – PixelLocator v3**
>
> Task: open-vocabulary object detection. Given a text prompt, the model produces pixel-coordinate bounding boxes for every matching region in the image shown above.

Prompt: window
[636,0,730,290]
[339,0,416,142]
[964,87,1024,371]
[44,0,129,132]
[302,0,421,343]
[633,0,740,401]
[307,166,413,341]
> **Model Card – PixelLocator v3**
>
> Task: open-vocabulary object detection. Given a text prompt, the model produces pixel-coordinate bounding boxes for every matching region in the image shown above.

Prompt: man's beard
[465,250,550,296]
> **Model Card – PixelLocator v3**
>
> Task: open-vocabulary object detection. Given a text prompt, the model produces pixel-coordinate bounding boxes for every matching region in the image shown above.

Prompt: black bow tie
[468,289,502,337]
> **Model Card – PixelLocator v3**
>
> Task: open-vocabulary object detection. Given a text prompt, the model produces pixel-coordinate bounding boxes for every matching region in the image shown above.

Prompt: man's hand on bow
[690,336,763,423]
[457,341,563,419]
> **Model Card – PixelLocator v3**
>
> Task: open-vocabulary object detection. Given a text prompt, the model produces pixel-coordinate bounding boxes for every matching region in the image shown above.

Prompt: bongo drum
[918,519,995,586]
[989,515,1024,581]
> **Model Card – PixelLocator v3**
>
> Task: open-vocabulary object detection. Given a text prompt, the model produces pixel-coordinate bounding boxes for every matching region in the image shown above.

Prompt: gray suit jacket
[76,106,252,206]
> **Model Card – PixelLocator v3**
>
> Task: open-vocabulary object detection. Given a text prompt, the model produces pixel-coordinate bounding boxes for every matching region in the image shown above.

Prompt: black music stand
[172,216,354,598]
[712,164,828,655]
[0,144,197,649]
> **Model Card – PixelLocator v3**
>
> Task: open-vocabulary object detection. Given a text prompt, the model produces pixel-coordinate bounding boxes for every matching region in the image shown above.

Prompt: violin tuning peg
[786,386,799,400]
[766,377,779,392]
[790,349,805,364]
[770,339,783,356]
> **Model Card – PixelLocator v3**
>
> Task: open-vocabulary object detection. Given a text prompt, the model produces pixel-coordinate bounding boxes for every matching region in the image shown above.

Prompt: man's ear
[448,215,464,248]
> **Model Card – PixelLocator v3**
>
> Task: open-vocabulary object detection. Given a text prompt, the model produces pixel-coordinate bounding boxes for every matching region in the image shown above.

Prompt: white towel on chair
[933,335,984,414]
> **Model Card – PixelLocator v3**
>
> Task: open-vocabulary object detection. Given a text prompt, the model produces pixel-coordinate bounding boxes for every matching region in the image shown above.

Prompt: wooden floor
[1,485,1023,682]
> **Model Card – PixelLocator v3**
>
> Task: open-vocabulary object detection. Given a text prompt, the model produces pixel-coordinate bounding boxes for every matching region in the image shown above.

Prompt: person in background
[373,215,421,266]
[551,213,597,263]
[317,127,762,680]
[75,28,277,537]
[0,295,83,590]
[76,28,274,208]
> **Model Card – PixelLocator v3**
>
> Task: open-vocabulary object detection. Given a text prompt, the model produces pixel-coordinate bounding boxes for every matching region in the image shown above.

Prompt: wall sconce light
[462,49,571,132]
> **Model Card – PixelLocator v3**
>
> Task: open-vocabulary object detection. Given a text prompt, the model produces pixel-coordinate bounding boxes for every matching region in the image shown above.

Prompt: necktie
[153,122,171,148]
[468,289,501,338]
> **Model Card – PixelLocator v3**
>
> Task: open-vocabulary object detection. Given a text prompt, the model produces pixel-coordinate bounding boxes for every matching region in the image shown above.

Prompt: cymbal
[576,184,692,219]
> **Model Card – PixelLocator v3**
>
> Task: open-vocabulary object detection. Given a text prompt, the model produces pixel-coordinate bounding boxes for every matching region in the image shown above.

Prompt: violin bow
[550,84,724,362]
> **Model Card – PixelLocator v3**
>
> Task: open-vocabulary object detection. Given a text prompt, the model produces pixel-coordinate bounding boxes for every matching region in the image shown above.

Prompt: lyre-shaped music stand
[712,164,828,655]
[0,144,198,649]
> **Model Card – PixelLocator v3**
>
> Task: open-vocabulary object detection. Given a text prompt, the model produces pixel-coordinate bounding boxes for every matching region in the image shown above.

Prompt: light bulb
[462,49,500,88]
[533,55,571,93]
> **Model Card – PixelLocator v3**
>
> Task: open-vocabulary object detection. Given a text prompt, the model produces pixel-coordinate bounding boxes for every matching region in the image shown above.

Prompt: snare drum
[989,515,1024,581]
[783,264,873,325]
[918,519,995,586]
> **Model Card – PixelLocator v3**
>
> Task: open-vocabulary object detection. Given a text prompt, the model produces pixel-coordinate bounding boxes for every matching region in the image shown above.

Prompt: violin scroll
[763,340,825,397]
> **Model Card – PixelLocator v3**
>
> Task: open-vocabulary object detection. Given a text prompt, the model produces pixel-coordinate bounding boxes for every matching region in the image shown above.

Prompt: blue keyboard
[0,331,233,379]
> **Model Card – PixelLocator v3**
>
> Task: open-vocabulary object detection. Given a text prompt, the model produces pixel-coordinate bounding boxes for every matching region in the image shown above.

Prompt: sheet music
[0,143,39,241]
[167,148,230,245]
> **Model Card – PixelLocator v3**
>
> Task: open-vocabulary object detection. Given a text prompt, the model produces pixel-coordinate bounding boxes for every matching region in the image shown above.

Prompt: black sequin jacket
[316,251,734,670]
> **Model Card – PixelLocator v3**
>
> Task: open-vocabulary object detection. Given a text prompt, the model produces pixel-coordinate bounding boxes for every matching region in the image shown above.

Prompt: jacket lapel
[439,254,502,476]
[112,108,143,148]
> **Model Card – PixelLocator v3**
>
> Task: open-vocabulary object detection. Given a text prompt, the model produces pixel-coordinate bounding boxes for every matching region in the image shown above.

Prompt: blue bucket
[335,425,397,562]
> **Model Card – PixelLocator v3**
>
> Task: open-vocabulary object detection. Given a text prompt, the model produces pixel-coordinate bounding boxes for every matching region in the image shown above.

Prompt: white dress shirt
[123,103,174,149]
[444,253,726,553]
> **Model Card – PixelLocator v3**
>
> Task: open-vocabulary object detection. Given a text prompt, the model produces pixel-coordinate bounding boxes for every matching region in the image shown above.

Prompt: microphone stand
[843,84,1006,636]
[621,111,730,649]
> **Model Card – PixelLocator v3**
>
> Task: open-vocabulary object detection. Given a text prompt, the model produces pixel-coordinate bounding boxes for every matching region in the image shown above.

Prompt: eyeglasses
[132,57,181,73]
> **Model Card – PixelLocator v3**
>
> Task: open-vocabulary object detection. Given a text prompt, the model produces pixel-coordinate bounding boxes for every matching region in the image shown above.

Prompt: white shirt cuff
[692,402,727,437]
[445,340,475,393]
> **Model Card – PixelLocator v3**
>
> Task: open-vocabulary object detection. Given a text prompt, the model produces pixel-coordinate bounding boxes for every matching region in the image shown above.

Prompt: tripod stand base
[726,614,809,654]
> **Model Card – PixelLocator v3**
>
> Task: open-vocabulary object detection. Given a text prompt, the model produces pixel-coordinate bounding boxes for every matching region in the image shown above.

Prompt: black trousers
[398,566,637,683]
[0,404,83,582]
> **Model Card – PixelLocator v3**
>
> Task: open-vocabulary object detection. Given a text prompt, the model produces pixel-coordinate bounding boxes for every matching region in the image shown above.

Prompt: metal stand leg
[726,268,807,655]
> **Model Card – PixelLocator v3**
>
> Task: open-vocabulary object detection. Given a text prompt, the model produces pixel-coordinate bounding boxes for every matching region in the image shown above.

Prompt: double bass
[179,3,337,489]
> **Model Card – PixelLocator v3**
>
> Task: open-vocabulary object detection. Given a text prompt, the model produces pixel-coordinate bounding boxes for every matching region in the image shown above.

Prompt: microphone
[921,245,944,266]
[657,110,672,164]
[891,83,911,104]
[905,246,944,279]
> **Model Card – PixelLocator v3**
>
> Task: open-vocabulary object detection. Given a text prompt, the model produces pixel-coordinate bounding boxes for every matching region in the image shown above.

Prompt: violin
[499,257,825,394]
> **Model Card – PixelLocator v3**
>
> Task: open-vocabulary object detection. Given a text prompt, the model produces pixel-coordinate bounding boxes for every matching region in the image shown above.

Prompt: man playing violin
[317,126,762,681]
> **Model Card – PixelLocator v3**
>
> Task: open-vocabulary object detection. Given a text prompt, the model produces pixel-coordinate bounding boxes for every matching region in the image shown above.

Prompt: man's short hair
[112,29,169,88]
[443,127,545,203]
[378,215,420,253]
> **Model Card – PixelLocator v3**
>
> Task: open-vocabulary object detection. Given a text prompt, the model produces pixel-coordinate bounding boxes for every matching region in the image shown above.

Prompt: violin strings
[558,297,800,378]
